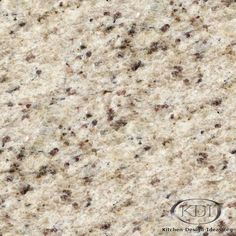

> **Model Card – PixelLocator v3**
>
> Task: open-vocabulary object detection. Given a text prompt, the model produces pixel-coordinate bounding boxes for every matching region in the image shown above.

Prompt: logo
[171,199,222,225]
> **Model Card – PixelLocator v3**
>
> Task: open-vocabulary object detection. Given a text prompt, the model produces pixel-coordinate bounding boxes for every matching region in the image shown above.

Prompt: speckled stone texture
[0,0,236,235]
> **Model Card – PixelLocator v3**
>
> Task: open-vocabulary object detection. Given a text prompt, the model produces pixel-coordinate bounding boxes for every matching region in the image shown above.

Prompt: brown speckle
[85,197,92,207]
[131,60,143,71]
[100,223,111,230]
[72,202,79,209]
[6,86,20,93]
[105,25,114,32]
[150,176,160,186]
[19,184,32,195]
[211,99,222,106]
[60,189,72,201]
[208,165,215,172]
[175,38,181,43]
[172,65,183,77]
[2,136,11,147]
[110,119,127,130]
[197,152,208,164]
[5,175,13,182]
[26,104,31,108]
[194,52,203,60]
[37,165,56,178]
[116,90,126,96]
[128,24,136,36]
[218,220,226,230]
[148,42,159,54]
[49,148,59,156]
[104,11,110,16]
[9,163,20,173]
[221,0,235,7]
[160,24,170,32]
[227,233,236,236]
[83,176,93,185]
[64,162,70,168]
[199,152,208,158]
[73,155,81,162]
[26,53,35,62]
[154,104,169,112]
[107,108,115,121]
[222,160,228,170]
[17,148,25,160]
[0,75,8,83]
[197,78,202,83]
[119,39,130,49]
[183,79,190,85]
[43,227,57,235]
[133,226,141,232]
[113,12,122,23]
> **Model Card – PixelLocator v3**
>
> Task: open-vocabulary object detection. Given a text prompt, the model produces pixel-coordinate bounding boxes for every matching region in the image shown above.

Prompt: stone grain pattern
[0,0,236,235]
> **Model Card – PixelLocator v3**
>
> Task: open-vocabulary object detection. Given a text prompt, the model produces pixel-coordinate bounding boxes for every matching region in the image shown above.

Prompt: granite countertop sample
[0,0,236,235]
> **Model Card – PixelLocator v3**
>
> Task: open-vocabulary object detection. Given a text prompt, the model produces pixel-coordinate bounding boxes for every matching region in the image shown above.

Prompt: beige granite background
[0,0,236,235]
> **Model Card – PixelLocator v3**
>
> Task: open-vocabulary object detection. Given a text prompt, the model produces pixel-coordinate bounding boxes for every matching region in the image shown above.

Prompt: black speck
[131,60,143,71]
[144,146,151,151]
[105,25,114,32]
[92,120,97,126]
[100,223,111,230]
[185,31,192,38]
[86,113,92,118]
[19,22,26,27]
[80,44,87,50]
[36,69,42,75]
[230,150,236,154]
[86,51,92,57]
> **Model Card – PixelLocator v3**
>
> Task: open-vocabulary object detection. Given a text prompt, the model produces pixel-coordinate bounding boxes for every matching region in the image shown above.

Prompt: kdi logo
[171,199,222,225]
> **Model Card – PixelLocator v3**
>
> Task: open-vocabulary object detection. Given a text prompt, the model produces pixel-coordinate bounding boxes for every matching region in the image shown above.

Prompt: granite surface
[0,0,236,235]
